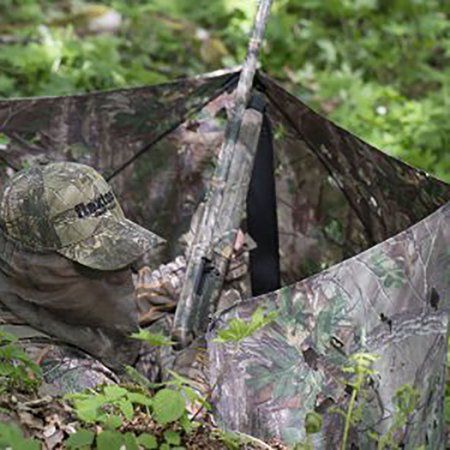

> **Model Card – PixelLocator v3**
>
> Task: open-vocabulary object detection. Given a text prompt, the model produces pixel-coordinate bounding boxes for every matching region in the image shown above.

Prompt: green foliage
[322,353,421,449]
[152,388,186,424]
[0,330,42,393]
[213,429,243,450]
[131,329,175,347]
[65,379,197,449]
[0,0,447,181]
[213,307,278,344]
[0,2,448,445]
[164,430,181,446]
[137,433,158,449]
[96,430,125,450]
[0,423,40,450]
[340,352,379,450]
[66,429,95,449]
[66,384,153,424]
[292,411,323,450]
[304,411,323,435]
[67,428,145,450]
[264,0,450,182]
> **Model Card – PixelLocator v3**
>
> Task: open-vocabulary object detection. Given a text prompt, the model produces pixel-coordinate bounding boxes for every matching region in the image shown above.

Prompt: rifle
[172,0,273,348]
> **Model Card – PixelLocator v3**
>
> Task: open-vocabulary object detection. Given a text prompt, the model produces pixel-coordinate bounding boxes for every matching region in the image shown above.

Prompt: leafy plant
[65,428,96,449]
[0,330,42,393]
[131,328,175,347]
[293,411,323,450]
[213,307,278,344]
[65,377,198,449]
[340,352,379,450]
[0,423,40,450]
[152,388,186,424]
[66,384,154,425]
[67,428,159,450]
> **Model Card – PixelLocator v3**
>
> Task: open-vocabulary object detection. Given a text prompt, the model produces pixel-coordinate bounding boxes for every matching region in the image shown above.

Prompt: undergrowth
[0,309,446,449]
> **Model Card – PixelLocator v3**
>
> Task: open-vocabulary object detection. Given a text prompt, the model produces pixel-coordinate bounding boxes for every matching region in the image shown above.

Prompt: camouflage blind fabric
[0,69,449,446]
[209,202,450,448]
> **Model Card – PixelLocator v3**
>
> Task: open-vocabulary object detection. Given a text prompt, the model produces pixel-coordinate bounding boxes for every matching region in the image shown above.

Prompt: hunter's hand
[134,257,186,326]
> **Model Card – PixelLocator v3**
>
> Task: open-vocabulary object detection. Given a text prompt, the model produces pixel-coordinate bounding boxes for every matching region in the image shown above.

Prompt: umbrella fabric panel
[208,201,450,447]
[0,71,237,202]
[260,73,450,246]
[266,100,373,285]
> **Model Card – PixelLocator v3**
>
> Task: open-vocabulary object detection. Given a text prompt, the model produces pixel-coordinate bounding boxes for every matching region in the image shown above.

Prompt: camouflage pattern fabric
[208,202,450,447]
[0,305,119,396]
[26,340,120,396]
[0,162,165,270]
[0,226,141,372]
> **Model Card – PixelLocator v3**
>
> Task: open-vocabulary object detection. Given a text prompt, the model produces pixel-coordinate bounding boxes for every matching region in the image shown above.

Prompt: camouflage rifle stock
[172,0,272,347]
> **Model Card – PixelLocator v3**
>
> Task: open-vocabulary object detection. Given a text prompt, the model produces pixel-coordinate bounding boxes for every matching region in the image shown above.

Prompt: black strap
[246,111,280,296]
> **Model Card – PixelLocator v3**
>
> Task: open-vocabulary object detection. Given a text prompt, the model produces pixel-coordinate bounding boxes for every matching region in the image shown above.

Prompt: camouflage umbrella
[0,69,449,448]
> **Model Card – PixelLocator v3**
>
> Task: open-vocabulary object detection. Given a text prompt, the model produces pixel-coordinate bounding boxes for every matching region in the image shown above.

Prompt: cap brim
[57,217,166,270]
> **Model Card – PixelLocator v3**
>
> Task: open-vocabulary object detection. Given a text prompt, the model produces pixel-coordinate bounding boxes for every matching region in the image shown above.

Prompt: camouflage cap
[0,162,166,270]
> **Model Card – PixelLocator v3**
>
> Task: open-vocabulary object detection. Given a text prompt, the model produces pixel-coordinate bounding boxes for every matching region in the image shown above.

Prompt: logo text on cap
[74,190,117,219]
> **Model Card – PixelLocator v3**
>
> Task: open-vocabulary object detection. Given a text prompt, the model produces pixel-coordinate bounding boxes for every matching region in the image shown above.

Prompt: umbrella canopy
[0,70,449,447]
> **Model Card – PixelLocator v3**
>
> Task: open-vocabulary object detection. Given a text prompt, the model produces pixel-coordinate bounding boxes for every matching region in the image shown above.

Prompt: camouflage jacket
[0,250,250,396]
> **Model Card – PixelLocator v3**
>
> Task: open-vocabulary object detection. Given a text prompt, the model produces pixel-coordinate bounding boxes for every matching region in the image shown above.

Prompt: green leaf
[137,433,158,449]
[15,439,41,450]
[213,308,278,343]
[96,430,123,450]
[445,397,450,423]
[131,329,175,346]
[75,400,103,423]
[0,330,18,345]
[75,405,100,423]
[72,393,110,423]
[152,389,186,424]
[66,429,95,449]
[164,430,181,445]
[127,392,153,407]
[305,411,323,434]
[118,399,134,420]
[179,413,194,434]
[123,432,139,450]
[104,385,128,400]
[0,423,40,450]
[103,415,122,430]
